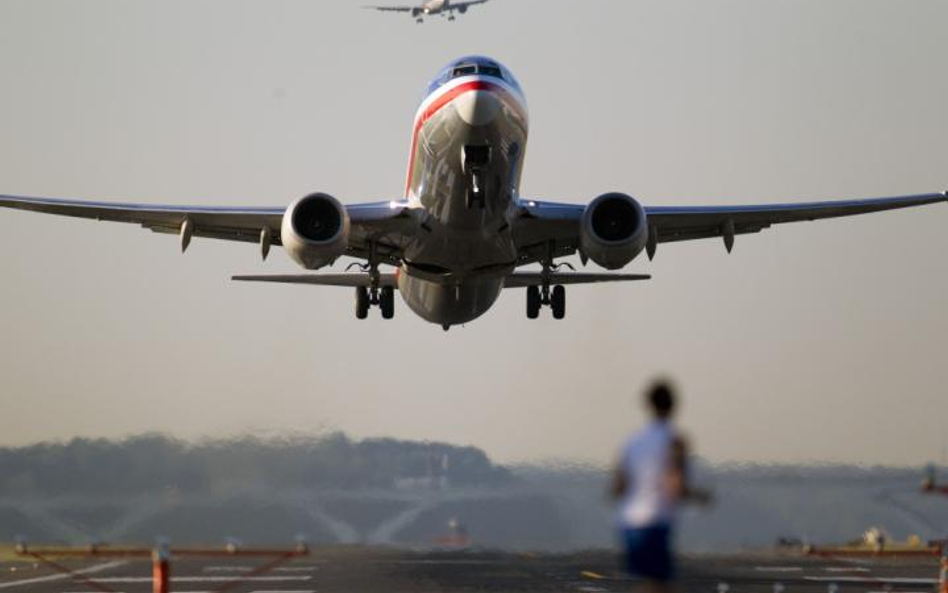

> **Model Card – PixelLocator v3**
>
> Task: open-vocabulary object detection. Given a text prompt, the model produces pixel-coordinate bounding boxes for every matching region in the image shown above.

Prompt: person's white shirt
[618,419,676,528]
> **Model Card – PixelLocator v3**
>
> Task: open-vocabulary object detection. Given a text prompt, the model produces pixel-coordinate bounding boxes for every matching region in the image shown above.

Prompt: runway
[0,547,943,593]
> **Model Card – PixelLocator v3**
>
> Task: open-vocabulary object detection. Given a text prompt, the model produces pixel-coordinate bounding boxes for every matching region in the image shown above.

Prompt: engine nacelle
[580,193,649,270]
[281,193,350,270]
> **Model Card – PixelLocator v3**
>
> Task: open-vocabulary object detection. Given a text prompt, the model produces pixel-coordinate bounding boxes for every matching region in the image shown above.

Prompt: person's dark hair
[647,381,675,418]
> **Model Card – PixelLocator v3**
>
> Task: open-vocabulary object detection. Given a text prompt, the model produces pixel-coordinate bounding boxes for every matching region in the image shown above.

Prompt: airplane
[363,0,490,23]
[0,55,946,331]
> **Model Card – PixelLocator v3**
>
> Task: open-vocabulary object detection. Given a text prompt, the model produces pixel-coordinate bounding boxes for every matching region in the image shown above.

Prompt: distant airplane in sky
[1,56,946,330]
[363,0,491,23]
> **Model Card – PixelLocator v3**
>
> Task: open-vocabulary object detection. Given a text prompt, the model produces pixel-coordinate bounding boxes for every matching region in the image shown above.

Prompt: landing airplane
[364,0,490,22]
[1,56,946,330]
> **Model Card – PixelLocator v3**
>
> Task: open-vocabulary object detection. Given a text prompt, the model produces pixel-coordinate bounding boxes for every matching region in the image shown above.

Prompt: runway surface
[0,547,942,592]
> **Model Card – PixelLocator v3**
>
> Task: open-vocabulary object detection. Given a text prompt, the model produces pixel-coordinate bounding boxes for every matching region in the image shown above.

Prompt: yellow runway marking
[581,571,607,579]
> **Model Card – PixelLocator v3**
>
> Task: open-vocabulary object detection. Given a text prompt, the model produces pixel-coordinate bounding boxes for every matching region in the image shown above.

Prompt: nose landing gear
[463,145,491,209]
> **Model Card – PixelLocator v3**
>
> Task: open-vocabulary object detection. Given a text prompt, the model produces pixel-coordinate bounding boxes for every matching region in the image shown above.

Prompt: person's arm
[610,454,629,500]
[669,435,712,504]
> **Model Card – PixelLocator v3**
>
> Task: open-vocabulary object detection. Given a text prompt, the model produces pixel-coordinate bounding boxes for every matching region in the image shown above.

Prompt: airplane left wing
[0,194,413,262]
[362,5,414,12]
[514,192,948,263]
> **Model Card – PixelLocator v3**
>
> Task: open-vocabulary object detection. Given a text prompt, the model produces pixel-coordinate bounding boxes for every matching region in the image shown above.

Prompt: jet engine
[580,193,648,270]
[281,193,350,270]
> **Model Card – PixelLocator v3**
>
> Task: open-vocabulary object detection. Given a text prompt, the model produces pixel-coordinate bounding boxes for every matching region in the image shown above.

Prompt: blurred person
[610,380,711,592]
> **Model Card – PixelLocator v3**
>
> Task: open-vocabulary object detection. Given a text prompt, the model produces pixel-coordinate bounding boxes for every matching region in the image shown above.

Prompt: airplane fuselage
[397,57,529,325]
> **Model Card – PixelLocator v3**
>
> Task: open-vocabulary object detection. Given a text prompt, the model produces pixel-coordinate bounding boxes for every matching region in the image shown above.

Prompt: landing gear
[353,285,396,320]
[380,286,395,320]
[526,286,541,319]
[525,284,566,320]
[551,285,566,320]
[355,286,370,319]
[351,242,395,320]
[463,145,491,209]
[525,240,569,320]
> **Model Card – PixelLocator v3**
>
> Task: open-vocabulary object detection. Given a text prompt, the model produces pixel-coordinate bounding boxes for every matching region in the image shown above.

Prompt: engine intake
[580,193,648,269]
[282,193,350,270]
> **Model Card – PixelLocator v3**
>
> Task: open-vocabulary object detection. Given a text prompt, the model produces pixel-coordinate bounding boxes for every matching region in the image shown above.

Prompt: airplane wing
[448,0,490,8]
[362,5,415,12]
[515,192,948,262]
[0,194,413,263]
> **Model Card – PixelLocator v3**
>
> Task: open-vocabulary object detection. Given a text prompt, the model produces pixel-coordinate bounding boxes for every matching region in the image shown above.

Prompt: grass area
[0,544,27,563]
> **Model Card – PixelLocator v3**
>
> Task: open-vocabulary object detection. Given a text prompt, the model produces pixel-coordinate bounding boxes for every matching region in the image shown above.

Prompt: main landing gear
[526,241,571,320]
[350,242,394,320]
[355,285,395,320]
[526,284,565,320]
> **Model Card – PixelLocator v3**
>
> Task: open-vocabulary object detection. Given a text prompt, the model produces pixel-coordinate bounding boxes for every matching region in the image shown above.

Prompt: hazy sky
[0,0,946,467]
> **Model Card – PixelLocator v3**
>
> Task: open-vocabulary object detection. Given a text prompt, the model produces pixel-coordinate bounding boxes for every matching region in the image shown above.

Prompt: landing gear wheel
[355,287,370,319]
[551,285,566,320]
[526,286,541,319]
[380,286,395,320]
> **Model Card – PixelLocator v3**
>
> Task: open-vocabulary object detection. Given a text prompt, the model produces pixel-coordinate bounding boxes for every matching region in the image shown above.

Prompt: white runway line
[203,566,252,572]
[824,566,871,572]
[379,559,497,565]
[804,576,936,584]
[275,566,320,572]
[0,560,126,590]
[250,590,316,593]
[754,567,802,572]
[94,575,312,583]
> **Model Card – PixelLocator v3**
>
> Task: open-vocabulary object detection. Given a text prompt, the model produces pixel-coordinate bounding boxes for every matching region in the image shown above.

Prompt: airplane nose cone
[454,89,502,126]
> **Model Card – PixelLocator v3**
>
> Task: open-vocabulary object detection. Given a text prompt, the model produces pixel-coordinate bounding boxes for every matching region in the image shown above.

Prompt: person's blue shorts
[621,524,674,582]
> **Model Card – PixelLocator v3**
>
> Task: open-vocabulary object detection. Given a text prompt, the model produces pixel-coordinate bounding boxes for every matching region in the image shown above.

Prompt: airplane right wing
[0,194,416,264]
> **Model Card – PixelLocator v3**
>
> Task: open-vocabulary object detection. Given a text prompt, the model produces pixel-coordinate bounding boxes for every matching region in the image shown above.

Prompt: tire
[551,285,566,320]
[355,287,370,319]
[526,286,541,319]
[380,286,395,320]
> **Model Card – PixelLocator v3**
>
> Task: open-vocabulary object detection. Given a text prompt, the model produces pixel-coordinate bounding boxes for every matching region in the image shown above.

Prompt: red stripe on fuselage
[403,79,523,198]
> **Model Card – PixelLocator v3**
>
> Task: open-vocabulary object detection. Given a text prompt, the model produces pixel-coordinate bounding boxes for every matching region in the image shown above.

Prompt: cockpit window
[425,57,525,102]
[450,63,504,81]
[452,65,477,77]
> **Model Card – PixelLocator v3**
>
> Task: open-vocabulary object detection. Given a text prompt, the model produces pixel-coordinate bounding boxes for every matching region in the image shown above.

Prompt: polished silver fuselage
[397,67,529,325]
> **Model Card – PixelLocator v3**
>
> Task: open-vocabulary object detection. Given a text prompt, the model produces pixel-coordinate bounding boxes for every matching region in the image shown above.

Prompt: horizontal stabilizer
[232,271,650,289]
[502,272,650,288]
[232,273,397,287]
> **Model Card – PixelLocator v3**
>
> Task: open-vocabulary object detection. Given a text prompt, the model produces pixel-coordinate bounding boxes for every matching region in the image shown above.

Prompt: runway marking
[754,566,802,572]
[94,575,312,583]
[203,565,319,573]
[378,559,497,565]
[250,590,316,593]
[824,566,871,572]
[0,560,126,589]
[581,571,607,579]
[804,576,936,584]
